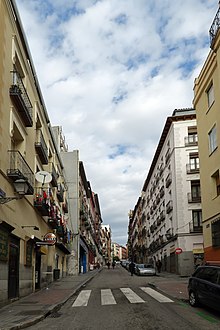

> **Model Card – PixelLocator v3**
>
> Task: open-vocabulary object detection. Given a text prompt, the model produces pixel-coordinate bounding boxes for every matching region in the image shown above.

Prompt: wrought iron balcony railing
[57,183,64,202]
[187,192,201,203]
[9,71,33,127]
[189,221,202,233]
[186,163,200,174]
[184,134,198,146]
[35,129,48,164]
[166,200,173,214]
[7,150,34,195]
[209,6,220,49]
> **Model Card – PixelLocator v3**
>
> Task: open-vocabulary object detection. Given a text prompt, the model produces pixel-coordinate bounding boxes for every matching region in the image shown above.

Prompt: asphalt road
[27,266,220,330]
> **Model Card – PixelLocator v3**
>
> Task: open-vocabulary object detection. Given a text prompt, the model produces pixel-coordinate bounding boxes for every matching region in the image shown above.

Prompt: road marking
[140,287,173,303]
[72,290,91,307]
[101,289,117,305]
[120,288,145,303]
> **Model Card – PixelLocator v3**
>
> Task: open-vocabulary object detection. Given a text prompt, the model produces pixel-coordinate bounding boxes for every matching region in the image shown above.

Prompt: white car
[135,264,156,276]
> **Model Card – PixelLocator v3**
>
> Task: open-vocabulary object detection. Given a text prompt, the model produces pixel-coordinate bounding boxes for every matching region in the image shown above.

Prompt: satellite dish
[35,171,52,185]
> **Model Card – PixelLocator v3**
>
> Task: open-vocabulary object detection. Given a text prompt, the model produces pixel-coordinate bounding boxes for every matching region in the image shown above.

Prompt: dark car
[188,265,220,312]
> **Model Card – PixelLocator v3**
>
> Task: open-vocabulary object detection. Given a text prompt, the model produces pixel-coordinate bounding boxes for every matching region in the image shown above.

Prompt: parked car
[135,264,156,276]
[120,259,129,267]
[188,265,220,312]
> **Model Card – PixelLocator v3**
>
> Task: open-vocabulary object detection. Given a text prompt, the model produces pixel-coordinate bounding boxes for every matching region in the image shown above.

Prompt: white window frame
[208,124,217,154]
[207,83,214,108]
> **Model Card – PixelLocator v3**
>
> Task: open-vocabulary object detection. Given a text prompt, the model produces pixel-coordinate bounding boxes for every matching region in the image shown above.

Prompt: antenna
[35,171,52,187]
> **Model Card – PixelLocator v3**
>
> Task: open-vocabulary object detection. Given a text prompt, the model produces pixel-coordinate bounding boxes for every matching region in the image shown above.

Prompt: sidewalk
[0,269,189,330]
[148,271,189,301]
[0,268,102,330]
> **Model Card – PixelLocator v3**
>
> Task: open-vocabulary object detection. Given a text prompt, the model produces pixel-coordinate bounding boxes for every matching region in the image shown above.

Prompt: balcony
[48,217,59,229]
[34,188,50,216]
[156,194,160,204]
[186,163,200,174]
[7,150,34,195]
[187,192,201,203]
[35,129,48,164]
[160,186,165,198]
[62,198,68,213]
[165,173,172,188]
[9,71,33,127]
[189,221,203,233]
[160,210,165,221]
[57,183,64,202]
[210,6,220,49]
[184,134,198,146]
[165,148,171,164]
[49,162,58,187]
[166,200,173,214]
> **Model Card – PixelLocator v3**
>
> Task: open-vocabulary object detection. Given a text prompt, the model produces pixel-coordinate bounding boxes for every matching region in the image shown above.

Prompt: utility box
[53,269,60,280]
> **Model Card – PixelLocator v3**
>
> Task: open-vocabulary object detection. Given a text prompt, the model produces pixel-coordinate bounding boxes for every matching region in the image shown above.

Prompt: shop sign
[175,247,183,254]
[43,232,56,245]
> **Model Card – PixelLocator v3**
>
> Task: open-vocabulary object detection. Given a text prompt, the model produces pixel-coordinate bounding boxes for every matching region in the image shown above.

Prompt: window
[189,153,199,171]
[191,181,201,201]
[212,170,220,196]
[212,219,220,247]
[208,125,217,154]
[192,210,202,228]
[207,83,214,108]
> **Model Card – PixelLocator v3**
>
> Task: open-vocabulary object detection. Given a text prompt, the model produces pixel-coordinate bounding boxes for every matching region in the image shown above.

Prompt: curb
[147,282,189,303]
[4,268,102,330]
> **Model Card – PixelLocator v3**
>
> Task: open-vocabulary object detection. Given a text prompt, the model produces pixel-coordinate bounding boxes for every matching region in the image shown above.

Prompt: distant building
[128,109,203,276]
[101,225,112,263]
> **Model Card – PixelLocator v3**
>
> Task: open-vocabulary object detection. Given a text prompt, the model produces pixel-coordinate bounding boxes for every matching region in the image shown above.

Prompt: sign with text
[43,232,56,245]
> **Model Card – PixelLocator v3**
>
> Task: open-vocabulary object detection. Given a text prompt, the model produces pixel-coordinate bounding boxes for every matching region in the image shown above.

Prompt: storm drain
[49,312,62,318]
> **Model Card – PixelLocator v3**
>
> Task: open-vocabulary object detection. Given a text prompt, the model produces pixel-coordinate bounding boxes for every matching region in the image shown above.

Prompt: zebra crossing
[72,286,173,307]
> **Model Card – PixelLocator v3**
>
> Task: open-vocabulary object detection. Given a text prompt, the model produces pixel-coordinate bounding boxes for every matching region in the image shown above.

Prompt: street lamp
[0,179,29,204]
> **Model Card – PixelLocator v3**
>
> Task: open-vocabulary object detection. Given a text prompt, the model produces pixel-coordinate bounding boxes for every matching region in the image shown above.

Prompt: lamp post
[0,179,29,204]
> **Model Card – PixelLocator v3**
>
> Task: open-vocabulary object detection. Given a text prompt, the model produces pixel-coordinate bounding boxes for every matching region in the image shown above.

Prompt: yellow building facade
[0,0,72,306]
[193,7,220,264]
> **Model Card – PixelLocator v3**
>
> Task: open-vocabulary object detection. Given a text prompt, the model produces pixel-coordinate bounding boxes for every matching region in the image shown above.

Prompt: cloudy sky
[16,0,217,246]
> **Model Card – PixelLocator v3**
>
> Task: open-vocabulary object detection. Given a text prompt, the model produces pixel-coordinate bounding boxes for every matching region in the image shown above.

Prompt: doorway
[8,239,19,300]
[35,250,41,290]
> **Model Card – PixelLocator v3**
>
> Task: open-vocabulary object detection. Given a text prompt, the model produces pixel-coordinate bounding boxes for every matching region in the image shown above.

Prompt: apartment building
[0,0,72,305]
[128,109,203,276]
[101,224,112,263]
[193,6,220,264]
[111,242,120,260]
[0,0,104,307]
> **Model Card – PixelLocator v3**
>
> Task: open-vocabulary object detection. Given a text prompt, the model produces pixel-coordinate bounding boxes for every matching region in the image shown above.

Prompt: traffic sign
[175,247,183,254]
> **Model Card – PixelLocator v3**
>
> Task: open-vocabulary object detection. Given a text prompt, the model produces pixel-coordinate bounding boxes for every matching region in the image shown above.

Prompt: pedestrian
[129,261,135,276]
[106,261,110,269]
[112,261,116,269]
[156,260,162,273]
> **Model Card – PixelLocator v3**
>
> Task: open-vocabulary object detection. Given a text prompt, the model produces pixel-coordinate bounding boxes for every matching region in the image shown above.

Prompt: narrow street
[27,266,220,330]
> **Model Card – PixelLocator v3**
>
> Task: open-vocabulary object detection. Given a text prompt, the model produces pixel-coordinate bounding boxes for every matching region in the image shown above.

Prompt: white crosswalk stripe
[101,289,117,305]
[140,287,174,303]
[120,288,145,304]
[72,289,91,307]
[72,287,174,307]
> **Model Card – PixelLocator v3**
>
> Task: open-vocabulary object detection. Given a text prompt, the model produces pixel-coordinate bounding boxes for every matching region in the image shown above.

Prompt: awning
[56,242,71,254]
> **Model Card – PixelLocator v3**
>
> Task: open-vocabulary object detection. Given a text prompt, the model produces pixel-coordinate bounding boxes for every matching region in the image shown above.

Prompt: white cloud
[16,0,217,246]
